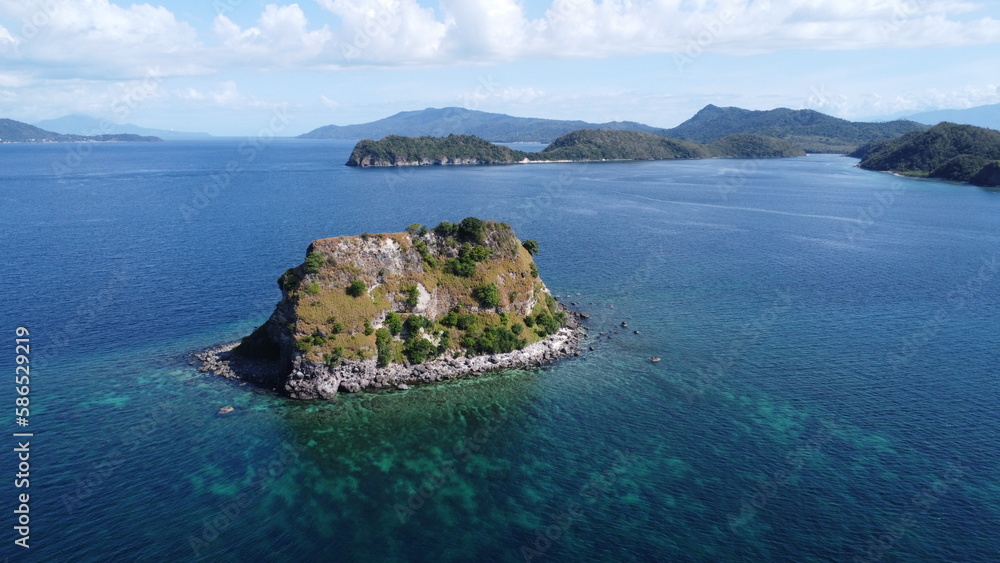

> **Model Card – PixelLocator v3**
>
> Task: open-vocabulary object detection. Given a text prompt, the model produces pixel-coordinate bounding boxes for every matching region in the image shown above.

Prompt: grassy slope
[277,222,564,365]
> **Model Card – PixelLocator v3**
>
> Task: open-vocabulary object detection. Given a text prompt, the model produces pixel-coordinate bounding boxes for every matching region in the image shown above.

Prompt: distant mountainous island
[33,114,210,140]
[907,103,1000,131]
[851,122,1000,187]
[302,107,664,144]
[0,118,161,143]
[305,104,925,153]
[663,105,926,153]
[346,129,805,167]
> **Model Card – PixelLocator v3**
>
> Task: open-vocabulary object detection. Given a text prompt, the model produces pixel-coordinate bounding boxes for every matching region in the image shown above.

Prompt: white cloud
[438,0,528,57]
[175,80,272,109]
[213,4,332,65]
[317,0,448,63]
[0,0,202,76]
[2,1,999,75]
[0,23,18,51]
[0,71,30,88]
[305,0,1000,66]
[0,71,168,124]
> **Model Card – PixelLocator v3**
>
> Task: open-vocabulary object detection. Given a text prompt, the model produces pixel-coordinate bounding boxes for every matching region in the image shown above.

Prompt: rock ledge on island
[198,218,584,399]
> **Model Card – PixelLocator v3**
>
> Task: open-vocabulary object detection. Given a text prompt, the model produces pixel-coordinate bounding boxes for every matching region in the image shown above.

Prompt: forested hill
[662,105,927,153]
[0,118,161,143]
[535,129,805,160]
[305,105,923,153]
[346,134,530,167]
[851,122,1000,187]
[346,129,805,167]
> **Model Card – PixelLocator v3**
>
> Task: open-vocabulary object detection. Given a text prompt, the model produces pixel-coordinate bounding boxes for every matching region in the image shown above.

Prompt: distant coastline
[346,130,807,168]
[303,104,927,153]
[0,118,162,144]
[851,122,1000,187]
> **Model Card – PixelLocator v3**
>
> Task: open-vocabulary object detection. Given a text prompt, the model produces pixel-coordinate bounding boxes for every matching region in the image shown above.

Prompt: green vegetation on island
[347,134,530,166]
[0,117,162,143]
[661,104,927,153]
[301,105,925,151]
[346,129,805,167]
[225,218,577,398]
[535,129,709,160]
[851,122,1000,186]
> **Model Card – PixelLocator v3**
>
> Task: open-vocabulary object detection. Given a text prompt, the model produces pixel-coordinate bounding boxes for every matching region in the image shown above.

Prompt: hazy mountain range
[301,105,928,152]
[33,115,211,140]
[300,107,666,144]
[0,118,160,143]
[907,103,1000,131]
[9,102,999,151]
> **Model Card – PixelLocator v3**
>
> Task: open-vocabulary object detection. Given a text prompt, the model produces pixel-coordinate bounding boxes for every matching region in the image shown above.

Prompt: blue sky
[1,0,999,135]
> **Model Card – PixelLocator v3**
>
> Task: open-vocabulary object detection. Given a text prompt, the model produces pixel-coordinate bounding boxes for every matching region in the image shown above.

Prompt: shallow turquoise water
[1,140,998,561]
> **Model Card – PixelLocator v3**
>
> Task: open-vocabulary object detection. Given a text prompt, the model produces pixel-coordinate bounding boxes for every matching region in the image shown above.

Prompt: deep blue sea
[1,139,998,562]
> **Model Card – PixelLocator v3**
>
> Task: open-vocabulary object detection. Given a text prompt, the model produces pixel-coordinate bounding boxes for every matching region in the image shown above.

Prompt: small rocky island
[199,218,583,399]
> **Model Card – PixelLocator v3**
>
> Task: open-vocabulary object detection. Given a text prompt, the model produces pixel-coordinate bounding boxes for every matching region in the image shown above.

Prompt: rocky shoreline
[198,323,586,400]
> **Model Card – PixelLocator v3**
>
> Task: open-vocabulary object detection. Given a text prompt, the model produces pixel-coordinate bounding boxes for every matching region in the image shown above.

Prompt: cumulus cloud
[438,0,528,57]
[176,80,270,109]
[1,0,999,129]
[2,1,999,73]
[0,0,202,76]
[213,4,332,65]
[0,23,18,51]
[316,0,447,63]
[301,0,1000,66]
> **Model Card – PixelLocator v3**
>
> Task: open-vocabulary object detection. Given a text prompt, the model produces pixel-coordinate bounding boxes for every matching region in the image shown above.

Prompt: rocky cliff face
[971,161,1000,187]
[201,219,581,399]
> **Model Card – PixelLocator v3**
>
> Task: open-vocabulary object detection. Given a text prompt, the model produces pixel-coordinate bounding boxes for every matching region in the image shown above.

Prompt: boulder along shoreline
[197,322,586,400]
